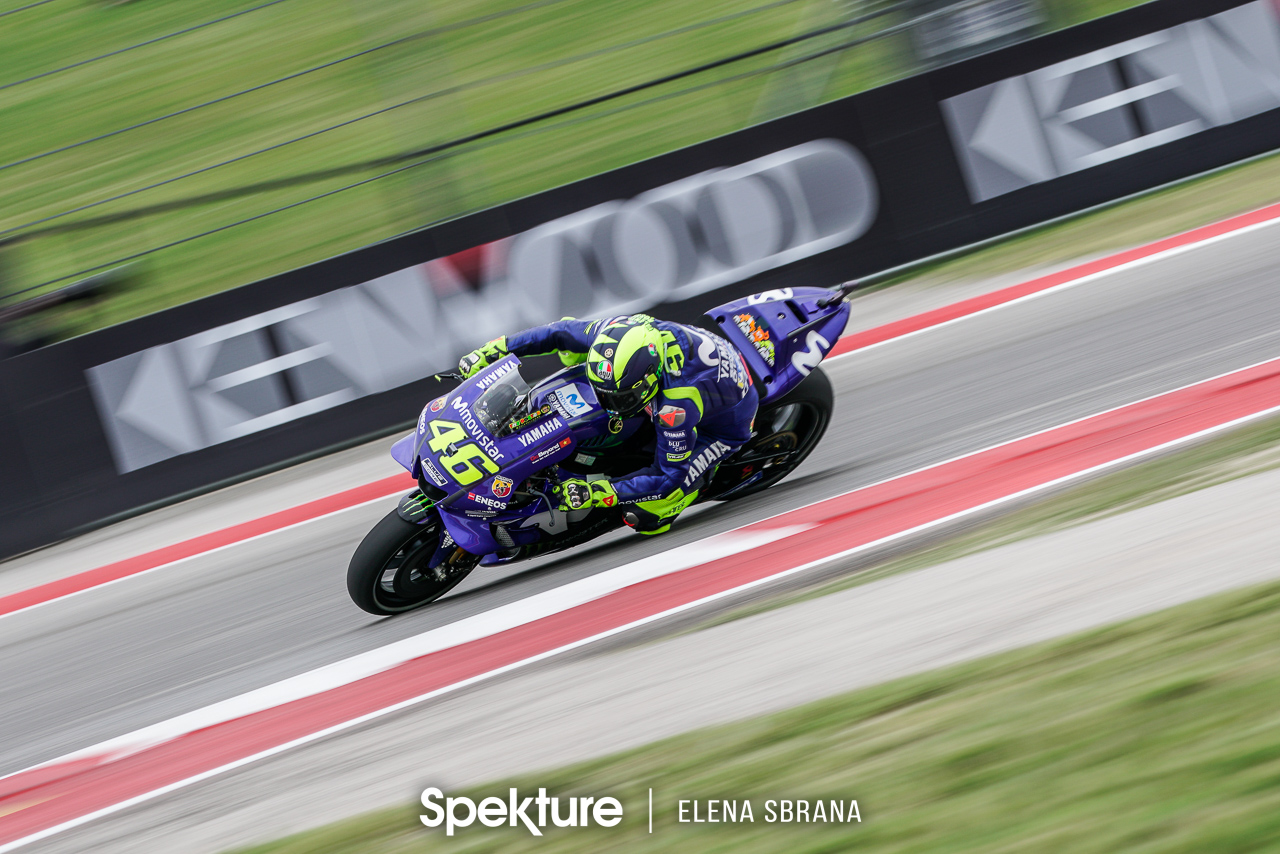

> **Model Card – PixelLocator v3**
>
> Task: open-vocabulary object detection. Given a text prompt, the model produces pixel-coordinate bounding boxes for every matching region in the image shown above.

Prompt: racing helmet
[585,317,664,416]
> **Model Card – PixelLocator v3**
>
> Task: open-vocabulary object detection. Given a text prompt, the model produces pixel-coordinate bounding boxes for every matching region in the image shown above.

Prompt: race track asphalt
[5,219,1280,849]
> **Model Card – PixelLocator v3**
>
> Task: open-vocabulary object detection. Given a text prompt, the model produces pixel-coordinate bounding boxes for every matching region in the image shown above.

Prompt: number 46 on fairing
[426,420,499,485]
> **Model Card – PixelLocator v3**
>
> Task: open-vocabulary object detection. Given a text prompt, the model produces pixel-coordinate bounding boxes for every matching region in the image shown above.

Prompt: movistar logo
[791,331,830,376]
[450,397,505,461]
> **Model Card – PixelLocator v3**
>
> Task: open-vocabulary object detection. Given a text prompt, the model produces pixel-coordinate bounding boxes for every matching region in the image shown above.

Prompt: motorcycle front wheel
[347,510,476,616]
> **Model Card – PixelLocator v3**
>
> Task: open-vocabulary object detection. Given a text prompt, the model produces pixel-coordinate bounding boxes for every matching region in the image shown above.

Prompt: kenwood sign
[87,140,878,473]
[5,0,1275,562]
[941,0,1280,201]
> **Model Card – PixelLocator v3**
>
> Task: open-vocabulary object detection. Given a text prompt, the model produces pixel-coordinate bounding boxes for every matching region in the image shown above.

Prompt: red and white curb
[6,353,1280,849]
[4,199,1280,621]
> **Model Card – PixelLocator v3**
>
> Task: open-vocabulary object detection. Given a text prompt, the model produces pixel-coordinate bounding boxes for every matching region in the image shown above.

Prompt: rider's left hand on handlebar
[553,477,619,511]
[458,336,510,378]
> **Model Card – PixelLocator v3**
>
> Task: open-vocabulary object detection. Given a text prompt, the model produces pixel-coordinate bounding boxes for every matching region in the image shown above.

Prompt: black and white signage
[87,141,878,473]
[941,0,1280,201]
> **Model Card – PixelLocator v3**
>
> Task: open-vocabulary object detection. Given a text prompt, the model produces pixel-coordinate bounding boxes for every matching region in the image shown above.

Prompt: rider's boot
[624,487,700,535]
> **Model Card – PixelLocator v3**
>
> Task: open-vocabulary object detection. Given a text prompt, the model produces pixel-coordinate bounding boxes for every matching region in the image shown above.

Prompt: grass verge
[233,571,1280,853]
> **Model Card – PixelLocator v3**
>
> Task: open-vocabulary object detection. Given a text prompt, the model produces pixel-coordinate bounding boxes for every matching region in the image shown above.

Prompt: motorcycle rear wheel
[347,510,475,616]
[704,366,834,501]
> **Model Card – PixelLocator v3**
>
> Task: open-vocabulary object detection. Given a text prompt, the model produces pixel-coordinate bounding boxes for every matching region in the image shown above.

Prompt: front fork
[395,490,473,580]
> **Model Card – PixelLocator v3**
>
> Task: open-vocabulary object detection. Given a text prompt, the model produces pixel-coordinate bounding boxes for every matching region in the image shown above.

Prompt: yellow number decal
[439,442,500,485]
[424,420,500,485]
[426,420,467,454]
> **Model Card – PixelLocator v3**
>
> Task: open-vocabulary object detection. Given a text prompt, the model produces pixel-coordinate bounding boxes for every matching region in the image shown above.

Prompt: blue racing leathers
[507,317,758,518]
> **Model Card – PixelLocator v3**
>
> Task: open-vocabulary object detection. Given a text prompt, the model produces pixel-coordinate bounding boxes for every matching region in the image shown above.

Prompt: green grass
[232,575,1280,853]
[1,0,1143,339]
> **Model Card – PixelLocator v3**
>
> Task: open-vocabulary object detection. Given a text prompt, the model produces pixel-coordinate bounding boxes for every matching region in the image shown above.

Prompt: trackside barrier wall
[1,0,1277,558]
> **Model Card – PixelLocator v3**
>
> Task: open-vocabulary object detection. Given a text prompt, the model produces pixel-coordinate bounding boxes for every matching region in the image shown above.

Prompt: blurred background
[8,3,1280,853]
[0,0,1136,351]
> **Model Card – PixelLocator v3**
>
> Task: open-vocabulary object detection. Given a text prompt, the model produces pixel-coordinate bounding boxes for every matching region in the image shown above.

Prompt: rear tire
[704,367,834,501]
[347,510,474,616]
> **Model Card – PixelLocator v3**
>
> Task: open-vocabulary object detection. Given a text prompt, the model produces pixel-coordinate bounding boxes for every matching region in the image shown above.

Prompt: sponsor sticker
[528,436,573,465]
[516,417,565,448]
[548,384,593,419]
[791,330,830,377]
[420,457,447,486]
[467,492,507,510]
[474,361,515,390]
[734,312,776,366]
[429,396,446,412]
[492,476,513,498]
[657,405,686,428]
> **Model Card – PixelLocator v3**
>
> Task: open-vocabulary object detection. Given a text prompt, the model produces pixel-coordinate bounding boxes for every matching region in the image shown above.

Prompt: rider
[458,314,758,535]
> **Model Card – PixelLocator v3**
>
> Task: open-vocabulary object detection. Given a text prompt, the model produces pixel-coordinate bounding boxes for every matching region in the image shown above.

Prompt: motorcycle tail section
[705,284,853,405]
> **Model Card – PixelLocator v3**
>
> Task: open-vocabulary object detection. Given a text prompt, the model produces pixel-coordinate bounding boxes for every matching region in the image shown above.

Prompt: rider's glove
[555,478,619,510]
[458,336,509,378]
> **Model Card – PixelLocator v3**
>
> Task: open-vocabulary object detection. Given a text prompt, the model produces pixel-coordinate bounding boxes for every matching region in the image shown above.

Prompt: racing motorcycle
[347,282,859,615]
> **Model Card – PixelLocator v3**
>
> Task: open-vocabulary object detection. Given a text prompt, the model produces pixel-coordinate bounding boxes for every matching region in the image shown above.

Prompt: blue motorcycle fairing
[706,286,850,405]
[387,282,853,566]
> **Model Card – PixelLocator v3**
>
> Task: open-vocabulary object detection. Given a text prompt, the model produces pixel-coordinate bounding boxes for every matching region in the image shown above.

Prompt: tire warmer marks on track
[7,356,1280,849]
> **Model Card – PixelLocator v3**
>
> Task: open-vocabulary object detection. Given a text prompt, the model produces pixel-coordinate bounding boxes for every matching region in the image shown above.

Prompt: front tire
[347,510,475,616]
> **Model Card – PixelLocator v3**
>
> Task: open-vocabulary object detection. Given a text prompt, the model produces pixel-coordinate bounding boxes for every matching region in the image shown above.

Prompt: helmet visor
[594,384,649,416]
